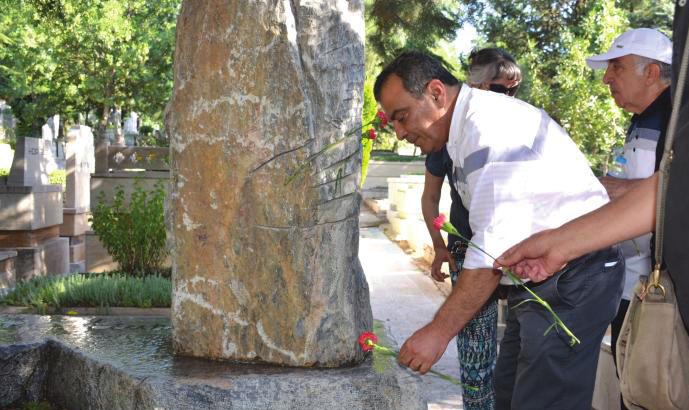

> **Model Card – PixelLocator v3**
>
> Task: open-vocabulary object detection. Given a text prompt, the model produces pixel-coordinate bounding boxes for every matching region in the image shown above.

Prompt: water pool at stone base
[0,315,425,410]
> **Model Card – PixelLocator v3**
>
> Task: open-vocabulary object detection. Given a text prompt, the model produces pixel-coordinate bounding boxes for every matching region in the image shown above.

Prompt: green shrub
[0,168,8,177]
[0,273,171,309]
[90,180,168,276]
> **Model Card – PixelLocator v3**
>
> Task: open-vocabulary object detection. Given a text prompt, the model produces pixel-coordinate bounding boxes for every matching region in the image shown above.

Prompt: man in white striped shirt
[374,51,624,410]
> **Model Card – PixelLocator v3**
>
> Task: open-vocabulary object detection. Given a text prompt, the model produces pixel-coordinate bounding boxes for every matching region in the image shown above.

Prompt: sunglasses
[489,83,520,96]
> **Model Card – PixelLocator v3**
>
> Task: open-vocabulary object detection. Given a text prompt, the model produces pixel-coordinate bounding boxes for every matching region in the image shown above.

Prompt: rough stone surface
[167,0,371,367]
[0,343,48,407]
[0,315,425,410]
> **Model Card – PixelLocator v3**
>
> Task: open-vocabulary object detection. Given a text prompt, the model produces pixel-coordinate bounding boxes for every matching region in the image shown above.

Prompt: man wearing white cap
[586,27,672,410]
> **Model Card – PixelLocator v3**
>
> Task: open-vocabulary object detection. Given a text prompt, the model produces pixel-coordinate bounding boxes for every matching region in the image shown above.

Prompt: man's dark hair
[374,51,459,101]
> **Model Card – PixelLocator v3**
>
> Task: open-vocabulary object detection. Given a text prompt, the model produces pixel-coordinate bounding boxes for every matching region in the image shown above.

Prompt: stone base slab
[0,188,63,230]
[15,237,69,280]
[59,209,89,237]
[69,240,85,264]
[0,226,60,247]
[69,261,85,274]
[0,250,17,290]
[0,314,425,410]
[1,340,424,410]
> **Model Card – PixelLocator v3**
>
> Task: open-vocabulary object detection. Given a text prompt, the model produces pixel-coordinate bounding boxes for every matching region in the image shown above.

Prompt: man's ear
[426,79,446,105]
[645,63,661,85]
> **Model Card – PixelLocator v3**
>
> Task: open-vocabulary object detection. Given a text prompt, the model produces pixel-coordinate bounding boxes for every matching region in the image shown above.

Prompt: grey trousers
[494,246,624,410]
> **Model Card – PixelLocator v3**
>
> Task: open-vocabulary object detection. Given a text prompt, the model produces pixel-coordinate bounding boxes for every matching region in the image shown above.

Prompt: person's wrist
[428,318,457,343]
[547,228,577,263]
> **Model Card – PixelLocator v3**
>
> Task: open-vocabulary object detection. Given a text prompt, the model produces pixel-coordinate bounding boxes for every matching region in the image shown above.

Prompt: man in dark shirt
[423,147,470,280]
[585,29,673,410]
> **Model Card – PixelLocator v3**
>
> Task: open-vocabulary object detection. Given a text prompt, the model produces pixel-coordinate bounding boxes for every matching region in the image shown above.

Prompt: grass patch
[1,273,171,310]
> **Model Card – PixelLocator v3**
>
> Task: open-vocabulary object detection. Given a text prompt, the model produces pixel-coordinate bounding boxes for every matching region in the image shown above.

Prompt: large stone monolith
[167,0,372,367]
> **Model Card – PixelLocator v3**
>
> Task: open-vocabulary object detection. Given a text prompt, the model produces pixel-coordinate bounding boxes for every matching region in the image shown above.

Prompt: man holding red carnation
[374,51,624,410]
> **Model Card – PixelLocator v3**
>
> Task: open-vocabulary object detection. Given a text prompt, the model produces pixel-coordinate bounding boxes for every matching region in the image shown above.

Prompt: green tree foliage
[0,0,179,138]
[361,80,377,187]
[620,0,673,36]
[366,0,463,71]
[461,0,672,169]
[364,0,464,152]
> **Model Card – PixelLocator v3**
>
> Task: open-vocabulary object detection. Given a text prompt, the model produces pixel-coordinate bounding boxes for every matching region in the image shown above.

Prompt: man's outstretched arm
[496,173,658,280]
[398,267,501,374]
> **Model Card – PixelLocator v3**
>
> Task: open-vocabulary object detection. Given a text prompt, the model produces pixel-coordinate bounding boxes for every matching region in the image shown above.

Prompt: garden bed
[0,273,171,312]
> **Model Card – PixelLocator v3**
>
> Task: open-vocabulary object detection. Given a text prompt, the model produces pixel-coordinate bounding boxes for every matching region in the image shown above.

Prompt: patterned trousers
[451,263,498,410]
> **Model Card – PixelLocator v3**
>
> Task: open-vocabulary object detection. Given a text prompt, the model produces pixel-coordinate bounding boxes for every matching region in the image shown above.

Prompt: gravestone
[167,0,371,367]
[108,109,124,146]
[47,115,59,140]
[8,138,50,187]
[0,101,6,141]
[1,136,68,280]
[59,126,95,272]
[63,126,94,212]
[40,116,60,175]
[0,143,12,171]
[0,100,14,142]
[124,112,139,146]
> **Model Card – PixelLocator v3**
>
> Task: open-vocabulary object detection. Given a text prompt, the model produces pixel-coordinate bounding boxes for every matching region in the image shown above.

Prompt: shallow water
[0,314,371,381]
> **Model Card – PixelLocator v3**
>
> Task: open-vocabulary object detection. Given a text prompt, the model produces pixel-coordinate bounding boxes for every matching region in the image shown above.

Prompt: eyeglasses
[489,83,520,96]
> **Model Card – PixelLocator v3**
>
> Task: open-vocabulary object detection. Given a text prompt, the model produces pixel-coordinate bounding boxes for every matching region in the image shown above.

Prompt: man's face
[378,75,448,154]
[602,55,649,114]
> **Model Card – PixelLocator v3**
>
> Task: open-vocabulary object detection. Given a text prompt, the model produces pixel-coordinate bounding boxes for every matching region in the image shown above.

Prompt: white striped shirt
[446,85,609,282]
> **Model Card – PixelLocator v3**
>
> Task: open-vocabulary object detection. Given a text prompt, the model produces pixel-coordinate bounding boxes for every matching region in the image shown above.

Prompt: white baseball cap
[586,28,672,69]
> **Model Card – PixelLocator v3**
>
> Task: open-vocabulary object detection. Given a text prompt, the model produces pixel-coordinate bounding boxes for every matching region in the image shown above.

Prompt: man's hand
[398,322,452,374]
[494,229,567,282]
[430,246,457,282]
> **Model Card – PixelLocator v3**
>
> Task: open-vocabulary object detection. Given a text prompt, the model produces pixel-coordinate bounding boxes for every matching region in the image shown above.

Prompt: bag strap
[647,24,689,295]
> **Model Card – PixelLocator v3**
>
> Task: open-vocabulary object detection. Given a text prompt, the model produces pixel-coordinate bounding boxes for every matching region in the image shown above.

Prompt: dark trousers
[494,246,624,410]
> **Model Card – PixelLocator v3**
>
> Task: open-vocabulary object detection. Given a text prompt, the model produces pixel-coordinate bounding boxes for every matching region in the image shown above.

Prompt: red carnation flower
[433,214,446,230]
[376,110,388,127]
[358,331,378,352]
[368,128,377,140]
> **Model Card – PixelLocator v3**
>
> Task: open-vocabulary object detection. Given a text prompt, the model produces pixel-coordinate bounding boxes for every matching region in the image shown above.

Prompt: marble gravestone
[40,116,60,175]
[1,137,68,280]
[59,126,95,273]
[123,111,139,148]
[167,0,372,367]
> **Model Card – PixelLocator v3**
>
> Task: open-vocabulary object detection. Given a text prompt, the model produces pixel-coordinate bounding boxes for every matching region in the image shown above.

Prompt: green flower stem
[284,119,388,185]
[440,223,580,346]
[367,341,479,391]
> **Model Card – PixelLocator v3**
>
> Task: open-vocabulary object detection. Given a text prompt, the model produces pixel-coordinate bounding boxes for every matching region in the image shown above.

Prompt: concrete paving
[359,225,464,409]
